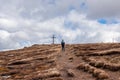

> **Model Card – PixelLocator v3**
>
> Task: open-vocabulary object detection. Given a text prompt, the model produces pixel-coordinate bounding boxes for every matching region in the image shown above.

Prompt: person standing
[61,39,65,51]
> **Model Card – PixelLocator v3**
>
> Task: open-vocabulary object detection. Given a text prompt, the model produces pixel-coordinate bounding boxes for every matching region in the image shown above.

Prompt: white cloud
[64,10,120,43]
[86,0,120,19]
[0,30,10,40]
[0,18,18,28]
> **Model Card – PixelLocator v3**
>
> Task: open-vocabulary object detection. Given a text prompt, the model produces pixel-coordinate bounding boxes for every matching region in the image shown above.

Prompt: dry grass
[0,67,9,72]
[76,63,109,79]
[83,57,120,71]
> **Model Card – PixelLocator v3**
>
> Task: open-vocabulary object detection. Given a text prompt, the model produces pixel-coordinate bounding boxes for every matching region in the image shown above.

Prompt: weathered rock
[97,72,109,79]
[66,69,74,77]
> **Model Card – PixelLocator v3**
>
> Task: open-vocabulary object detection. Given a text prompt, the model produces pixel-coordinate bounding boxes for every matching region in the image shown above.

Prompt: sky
[0,0,120,50]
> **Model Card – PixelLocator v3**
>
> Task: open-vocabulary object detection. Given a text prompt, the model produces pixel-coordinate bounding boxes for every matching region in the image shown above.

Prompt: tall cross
[52,35,56,44]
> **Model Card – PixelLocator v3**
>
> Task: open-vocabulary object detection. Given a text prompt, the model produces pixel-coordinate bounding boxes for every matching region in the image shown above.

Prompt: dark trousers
[62,45,65,51]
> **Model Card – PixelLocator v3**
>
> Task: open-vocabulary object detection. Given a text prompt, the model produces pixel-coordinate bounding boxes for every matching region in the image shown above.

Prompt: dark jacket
[61,40,65,47]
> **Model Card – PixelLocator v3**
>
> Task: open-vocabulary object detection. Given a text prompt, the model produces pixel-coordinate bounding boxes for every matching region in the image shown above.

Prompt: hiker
[61,39,65,51]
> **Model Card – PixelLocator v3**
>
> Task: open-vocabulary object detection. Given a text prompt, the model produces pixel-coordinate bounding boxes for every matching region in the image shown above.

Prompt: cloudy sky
[0,0,120,50]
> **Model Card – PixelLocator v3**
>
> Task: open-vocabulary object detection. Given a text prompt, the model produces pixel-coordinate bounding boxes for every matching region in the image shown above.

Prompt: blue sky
[0,0,120,50]
[98,19,107,24]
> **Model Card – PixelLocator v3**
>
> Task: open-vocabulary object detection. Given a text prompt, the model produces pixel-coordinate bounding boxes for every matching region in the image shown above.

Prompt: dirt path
[56,46,95,80]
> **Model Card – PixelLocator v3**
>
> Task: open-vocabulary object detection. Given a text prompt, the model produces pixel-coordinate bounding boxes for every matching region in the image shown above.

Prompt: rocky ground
[0,43,120,80]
